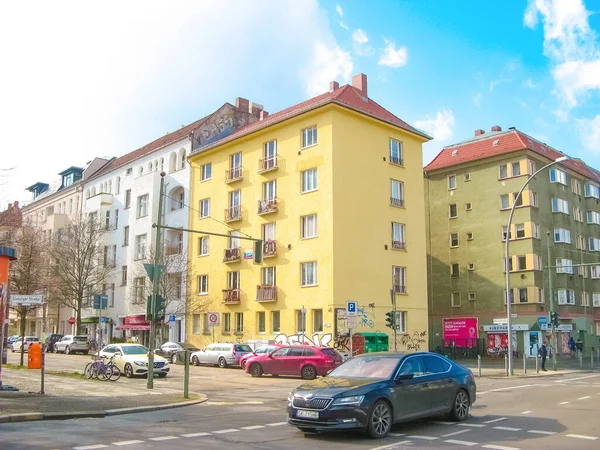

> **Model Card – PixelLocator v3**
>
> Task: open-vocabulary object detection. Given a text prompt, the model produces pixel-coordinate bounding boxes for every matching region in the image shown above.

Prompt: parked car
[44,334,64,353]
[11,336,40,353]
[54,335,89,355]
[7,335,21,345]
[245,345,343,379]
[190,342,253,368]
[155,342,200,363]
[240,344,283,369]
[98,343,169,378]
[287,351,477,438]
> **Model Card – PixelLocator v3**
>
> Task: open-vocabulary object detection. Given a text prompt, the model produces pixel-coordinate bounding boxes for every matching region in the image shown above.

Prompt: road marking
[73,446,108,450]
[389,433,406,437]
[494,426,522,431]
[112,441,145,446]
[430,421,455,425]
[556,375,600,383]
[578,396,591,400]
[370,441,412,450]
[206,401,264,405]
[442,429,471,437]
[212,429,239,434]
[241,425,266,430]
[528,430,557,435]
[521,411,532,415]
[149,436,179,441]
[559,401,570,405]
[478,384,531,395]
[444,439,477,446]
[182,432,211,437]
[482,445,521,450]
[266,422,287,426]
[458,423,486,428]
[566,434,599,440]
[407,435,438,440]
[484,417,507,424]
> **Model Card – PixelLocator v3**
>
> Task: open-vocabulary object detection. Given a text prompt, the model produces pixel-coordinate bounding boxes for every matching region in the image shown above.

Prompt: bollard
[579,352,583,369]
[477,354,482,378]
[523,355,527,375]
[505,354,508,377]
[536,355,539,373]
[591,352,594,370]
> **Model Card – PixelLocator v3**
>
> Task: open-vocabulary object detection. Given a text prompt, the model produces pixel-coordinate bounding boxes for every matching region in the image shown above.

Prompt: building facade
[187,74,431,355]
[425,126,600,357]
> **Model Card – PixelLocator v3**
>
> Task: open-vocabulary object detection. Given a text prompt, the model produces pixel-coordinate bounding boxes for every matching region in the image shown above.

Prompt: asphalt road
[1,353,600,450]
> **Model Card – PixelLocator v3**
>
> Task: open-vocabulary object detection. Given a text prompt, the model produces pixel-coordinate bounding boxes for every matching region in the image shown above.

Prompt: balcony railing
[390,197,404,207]
[225,167,243,183]
[258,198,278,215]
[392,241,405,250]
[223,247,241,263]
[224,205,242,222]
[256,285,277,302]
[393,285,407,294]
[222,288,241,304]
[263,240,277,258]
[258,156,279,173]
[164,245,182,256]
[389,155,403,166]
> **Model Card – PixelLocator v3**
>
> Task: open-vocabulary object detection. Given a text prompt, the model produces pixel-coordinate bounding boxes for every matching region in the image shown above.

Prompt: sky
[1,0,599,209]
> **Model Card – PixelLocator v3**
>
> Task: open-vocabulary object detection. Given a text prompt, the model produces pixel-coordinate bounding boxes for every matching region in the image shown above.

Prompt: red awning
[116,325,150,331]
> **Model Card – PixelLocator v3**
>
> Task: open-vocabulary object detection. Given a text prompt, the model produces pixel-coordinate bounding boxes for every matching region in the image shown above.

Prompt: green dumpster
[357,332,389,353]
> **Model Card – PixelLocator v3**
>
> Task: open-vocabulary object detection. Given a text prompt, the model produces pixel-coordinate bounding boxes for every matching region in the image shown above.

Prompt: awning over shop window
[116,324,150,331]
[116,315,150,331]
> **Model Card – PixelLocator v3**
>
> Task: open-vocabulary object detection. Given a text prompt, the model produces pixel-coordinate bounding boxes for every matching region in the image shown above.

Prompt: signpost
[68,317,76,325]
[207,312,220,326]
[10,294,44,306]
[347,301,357,358]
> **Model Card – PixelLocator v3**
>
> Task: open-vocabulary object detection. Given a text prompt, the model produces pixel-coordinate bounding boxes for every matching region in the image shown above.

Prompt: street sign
[93,294,108,310]
[100,317,106,323]
[347,316,358,328]
[207,312,220,327]
[540,323,573,331]
[337,310,347,319]
[10,294,44,306]
[346,301,357,317]
[538,316,548,325]
[68,317,76,325]
[169,315,176,323]
[493,318,508,325]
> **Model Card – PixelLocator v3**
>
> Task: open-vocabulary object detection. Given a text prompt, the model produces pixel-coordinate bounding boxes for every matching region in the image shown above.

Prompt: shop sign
[540,324,573,331]
[483,324,529,332]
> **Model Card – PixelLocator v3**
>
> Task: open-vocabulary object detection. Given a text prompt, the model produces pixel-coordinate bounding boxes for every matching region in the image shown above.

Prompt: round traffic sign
[68,317,76,325]
[209,313,218,323]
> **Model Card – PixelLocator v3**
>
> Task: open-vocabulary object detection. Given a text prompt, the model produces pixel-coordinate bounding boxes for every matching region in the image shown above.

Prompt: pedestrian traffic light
[254,239,263,264]
[550,311,559,327]
[385,311,395,329]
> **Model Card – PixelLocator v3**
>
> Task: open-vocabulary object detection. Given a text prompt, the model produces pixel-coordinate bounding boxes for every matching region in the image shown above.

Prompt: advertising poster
[443,317,478,347]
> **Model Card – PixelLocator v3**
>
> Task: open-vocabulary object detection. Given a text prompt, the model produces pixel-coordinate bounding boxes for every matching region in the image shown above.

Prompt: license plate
[297,410,318,419]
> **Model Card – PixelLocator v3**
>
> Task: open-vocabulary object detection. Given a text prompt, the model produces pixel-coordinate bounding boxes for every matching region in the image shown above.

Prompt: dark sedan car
[287,351,476,439]
[155,342,199,363]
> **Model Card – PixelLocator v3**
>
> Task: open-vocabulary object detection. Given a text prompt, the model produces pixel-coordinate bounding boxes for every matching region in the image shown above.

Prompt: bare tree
[48,215,115,334]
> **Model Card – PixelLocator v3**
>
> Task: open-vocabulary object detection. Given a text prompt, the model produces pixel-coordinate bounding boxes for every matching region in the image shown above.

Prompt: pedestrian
[568,336,576,356]
[540,341,548,371]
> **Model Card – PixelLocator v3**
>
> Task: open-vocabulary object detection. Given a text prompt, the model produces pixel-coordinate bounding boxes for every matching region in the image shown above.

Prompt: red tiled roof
[197,85,431,152]
[424,128,600,183]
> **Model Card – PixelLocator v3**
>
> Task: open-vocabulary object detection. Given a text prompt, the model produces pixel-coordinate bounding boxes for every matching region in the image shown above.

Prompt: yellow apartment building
[187,74,431,354]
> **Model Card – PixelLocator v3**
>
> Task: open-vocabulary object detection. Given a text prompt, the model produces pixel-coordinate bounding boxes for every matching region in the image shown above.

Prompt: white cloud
[473,92,482,107]
[552,59,600,108]
[378,41,408,68]
[415,109,455,142]
[523,0,539,28]
[304,42,353,96]
[489,59,520,91]
[339,21,349,30]
[352,29,368,44]
[336,4,343,17]
[577,115,600,153]
[523,77,538,89]
[352,29,375,56]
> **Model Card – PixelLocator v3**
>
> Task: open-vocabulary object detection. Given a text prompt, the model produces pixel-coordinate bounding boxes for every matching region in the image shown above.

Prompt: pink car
[240,344,283,369]
[245,345,343,380]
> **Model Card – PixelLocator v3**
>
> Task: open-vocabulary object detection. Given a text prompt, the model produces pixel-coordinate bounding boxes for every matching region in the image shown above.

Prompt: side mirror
[115,351,122,356]
[396,373,414,383]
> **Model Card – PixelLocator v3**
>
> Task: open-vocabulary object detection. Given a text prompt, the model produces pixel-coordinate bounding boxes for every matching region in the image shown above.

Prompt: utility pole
[547,232,557,370]
[147,172,166,390]
[390,288,397,352]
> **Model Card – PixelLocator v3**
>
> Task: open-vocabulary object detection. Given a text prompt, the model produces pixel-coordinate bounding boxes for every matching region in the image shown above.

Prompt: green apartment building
[424,126,600,357]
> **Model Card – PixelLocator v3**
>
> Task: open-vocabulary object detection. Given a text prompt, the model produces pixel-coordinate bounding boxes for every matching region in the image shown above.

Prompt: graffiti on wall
[400,330,427,352]
[274,332,332,348]
[357,306,375,328]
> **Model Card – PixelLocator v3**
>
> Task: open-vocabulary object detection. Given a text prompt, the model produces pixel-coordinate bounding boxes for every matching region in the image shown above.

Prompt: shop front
[483,324,528,357]
[116,315,150,345]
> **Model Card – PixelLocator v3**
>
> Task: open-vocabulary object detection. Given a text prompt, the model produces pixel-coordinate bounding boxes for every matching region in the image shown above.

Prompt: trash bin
[28,342,42,369]
[358,332,389,353]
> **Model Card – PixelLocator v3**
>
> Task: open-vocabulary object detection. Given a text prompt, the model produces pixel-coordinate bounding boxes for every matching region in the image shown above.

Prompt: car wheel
[301,365,317,380]
[249,363,263,377]
[218,357,227,368]
[53,346,59,354]
[366,400,392,439]
[11,347,14,353]
[240,360,246,369]
[171,354,177,364]
[448,389,470,422]
[65,346,71,355]
[192,355,200,366]
[124,363,134,378]
[298,427,317,433]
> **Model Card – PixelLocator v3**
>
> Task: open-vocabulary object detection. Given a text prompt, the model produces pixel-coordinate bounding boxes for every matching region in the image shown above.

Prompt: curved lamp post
[505,155,568,375]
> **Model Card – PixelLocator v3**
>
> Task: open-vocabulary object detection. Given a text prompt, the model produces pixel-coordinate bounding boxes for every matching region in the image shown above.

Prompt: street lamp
[505,155,568,375]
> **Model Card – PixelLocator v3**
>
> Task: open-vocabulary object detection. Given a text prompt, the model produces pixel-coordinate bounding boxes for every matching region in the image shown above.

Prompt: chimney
[351,73,367,96]
[491,125,502,132]
[260,110,269,121]
[474,129,485,136]
[329,81,339,92]
[14,201,19,208]
[235,97,250,113]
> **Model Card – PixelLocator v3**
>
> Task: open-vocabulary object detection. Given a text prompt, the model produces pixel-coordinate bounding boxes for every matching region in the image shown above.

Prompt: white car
[98,343,169,378]
[11,336,40,353]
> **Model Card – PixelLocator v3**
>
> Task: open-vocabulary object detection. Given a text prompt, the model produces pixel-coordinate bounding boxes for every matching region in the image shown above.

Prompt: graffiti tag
[274,333,332,348]
[400,330,427,352]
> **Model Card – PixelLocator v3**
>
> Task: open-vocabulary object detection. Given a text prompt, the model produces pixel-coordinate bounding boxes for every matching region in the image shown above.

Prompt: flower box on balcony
[256,285,277,302]
[263,240,277,258]
[222,288,241,304]
[223,248,241,263]
[258,199,278,215]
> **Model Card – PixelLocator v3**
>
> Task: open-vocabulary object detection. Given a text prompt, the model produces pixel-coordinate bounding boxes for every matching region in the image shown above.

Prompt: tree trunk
[76,297,82,335]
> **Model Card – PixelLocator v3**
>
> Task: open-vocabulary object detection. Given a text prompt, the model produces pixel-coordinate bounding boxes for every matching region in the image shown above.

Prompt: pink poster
[443,317,478,347]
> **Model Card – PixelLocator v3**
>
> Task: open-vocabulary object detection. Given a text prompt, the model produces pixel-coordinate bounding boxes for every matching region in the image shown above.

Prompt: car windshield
[321,348,340,357]
[73,336,87,342]
[256,346,275,354]
[328,356,401,379]
[121,345,148,355]
[235,344,252,352]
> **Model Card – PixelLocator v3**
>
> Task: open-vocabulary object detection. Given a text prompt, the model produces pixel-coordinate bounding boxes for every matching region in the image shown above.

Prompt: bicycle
[84,355,121,381]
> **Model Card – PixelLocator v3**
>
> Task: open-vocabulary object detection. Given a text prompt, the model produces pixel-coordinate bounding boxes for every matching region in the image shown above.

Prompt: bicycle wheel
[84,362,95,379]
[97,364,111,381]
[108,365,121,381]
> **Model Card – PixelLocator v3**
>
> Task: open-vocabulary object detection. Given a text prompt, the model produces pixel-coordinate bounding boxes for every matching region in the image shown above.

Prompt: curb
[0,394,207,424]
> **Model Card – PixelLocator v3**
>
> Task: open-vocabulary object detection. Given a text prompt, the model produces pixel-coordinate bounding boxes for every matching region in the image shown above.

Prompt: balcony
[225,167,243,183]
[224,205,242,222]
[223,248,241,263]
[392,241,406,250]
[390,155,403,166]
[256,285,277,302]
[390,197,404,207]
[393,285,407,294]
[258,156,279,174]
[263,240,277,258]
[164,245,182,256]
[257,198,278,215]
[222,289,241,304]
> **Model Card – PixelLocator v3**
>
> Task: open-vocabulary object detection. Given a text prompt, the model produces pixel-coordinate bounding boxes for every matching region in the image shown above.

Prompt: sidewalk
[456,359,599,378]
[0,368,206,423]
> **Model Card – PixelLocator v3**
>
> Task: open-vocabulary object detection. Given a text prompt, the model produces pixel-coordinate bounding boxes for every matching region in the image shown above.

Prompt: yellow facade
[187,102,429,354]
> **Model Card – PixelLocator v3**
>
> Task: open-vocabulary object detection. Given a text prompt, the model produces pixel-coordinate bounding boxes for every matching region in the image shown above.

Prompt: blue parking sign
[169,315,176,322]
[346,301,357,316]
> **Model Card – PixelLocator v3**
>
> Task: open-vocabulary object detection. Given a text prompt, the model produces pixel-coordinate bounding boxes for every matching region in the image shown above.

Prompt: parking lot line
[73,446,108,450]
[241,425,266,430]
[112,441,145,446]
[182,432,211,437]
[458,423,486,428]
[482,445,521,450]
[566,434,599,440]
[370,441,412,450]
[212,429,239,434]
[527,430,556,435]
[149,436,179,441]
[442,429,471,438]
[407,435,438,440]
[266,422,287,426]
[483,418,507,424]
[444,439,478,446]
[493,426,522,432]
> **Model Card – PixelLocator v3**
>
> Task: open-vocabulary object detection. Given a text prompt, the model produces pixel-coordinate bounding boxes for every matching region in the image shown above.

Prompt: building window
[121,266,128,286]
[468,263,475,271]
[533,223,540,238]
[257,311,266,333]
[105,210,111,230]
[262,266,276,286]
[390,179,404,206]
[575,235,586,250]
[201,313,209,334]
[513,192,523,207]
[591,265,600,279]
[134,234,146,260]
[313,309,323,332]
[585,183,600,199]
[449,204,457,218]
[581,292,590,307]
[451,292,461,307]
[198,236,209,256]
[223,313,231,333]
[573,207,584,222]
[587,210,600,225]
[296,310,306,332]
[594,294,600,307]
[235,312,244,333]
[123,226,129,246]
[518,288,528,303]
[114,209,119,229]
[301,168,318,193]
[504,289,515,304]
[451,263,459,277]
[528,160,536,175]
[464,173,471,182]
[262,140,277,170]
[125,189,131,209]
[554,228,571,243]
[393,266,407,294]
[389,139,403,165]
[468,292,476,301]
[263,180,277,201]
[302,125,318,148]
[499,164,508,179]
[272,311,281,332]
[134,277,145,303]
[201,163,212,181]
[301,261,317,286]
[197,275,208,295]
[551,198,569,214]
[116,177,121,194]
[137,194,148,218]
[301,214,317,239]
[447,175,456,190]
[500,194,509,210]
[572,179,582,195]
[199,199,210,218]
[512,162,521,176]
[227,271,240,291]
[557,289,576,305]
[549,168,567,185]
[193,314,200,334]
[516,255,527,270]
[450,233,459,248]
[465,202,472,211]
[68,198,73,214]
[466,232,473,241]
[392,222,406,250]
[590,237,600,251]
[515,224,525,239]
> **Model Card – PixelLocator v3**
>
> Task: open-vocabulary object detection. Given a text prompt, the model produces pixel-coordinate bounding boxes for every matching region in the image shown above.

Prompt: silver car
[54,335,89,355]
[190,343,252,368]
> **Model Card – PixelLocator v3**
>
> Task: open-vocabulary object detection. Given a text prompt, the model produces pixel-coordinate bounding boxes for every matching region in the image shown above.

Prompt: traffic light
[550,311,559,327]
[254,239,263,264]
[385,311,395,329]
[146,295,167,321]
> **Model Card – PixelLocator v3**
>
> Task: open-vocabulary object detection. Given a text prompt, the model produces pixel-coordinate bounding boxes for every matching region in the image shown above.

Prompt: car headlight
[287,392,295,402]
[333,396,364,406]
[134,361,146,367]
[163,362,169,366]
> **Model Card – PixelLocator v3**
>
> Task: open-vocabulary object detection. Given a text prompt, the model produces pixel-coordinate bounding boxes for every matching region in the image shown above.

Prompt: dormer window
[63,173,74,187]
